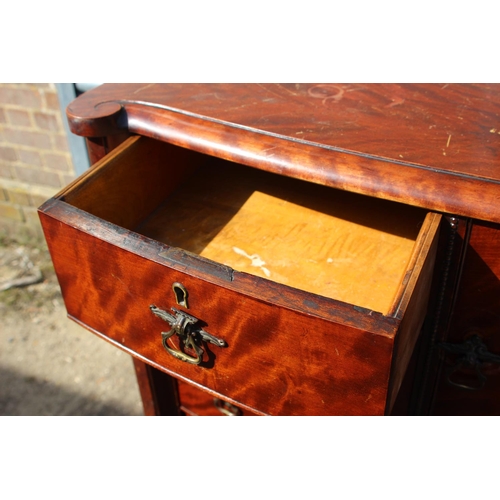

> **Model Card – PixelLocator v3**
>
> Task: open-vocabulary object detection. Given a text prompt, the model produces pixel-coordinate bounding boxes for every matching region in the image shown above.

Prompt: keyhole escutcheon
[172,282,189,308]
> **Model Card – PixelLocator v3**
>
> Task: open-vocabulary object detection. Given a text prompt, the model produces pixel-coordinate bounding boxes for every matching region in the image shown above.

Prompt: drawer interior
[62,136,429,315]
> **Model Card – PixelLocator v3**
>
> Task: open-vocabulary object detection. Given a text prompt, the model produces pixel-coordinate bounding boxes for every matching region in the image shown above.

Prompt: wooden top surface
[67,83,500,223]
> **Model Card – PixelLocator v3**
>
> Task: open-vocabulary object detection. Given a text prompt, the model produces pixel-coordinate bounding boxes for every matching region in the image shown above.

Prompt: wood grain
[38,133,443,414]
[39,194,439,416]
[66,83,500,223]
[40,84,481,415]
[62,136,203,230]
[40,202,394,415]
[138,154,427,315]
[385,213,441,412]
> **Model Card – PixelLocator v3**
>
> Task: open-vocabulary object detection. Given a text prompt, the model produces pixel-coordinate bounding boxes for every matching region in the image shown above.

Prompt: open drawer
[39,135,441,415]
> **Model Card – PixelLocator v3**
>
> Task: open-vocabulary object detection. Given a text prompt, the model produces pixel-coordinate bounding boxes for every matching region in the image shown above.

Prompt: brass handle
[214,398,242,416]
[150,305,226,365]
[439,334,500,390]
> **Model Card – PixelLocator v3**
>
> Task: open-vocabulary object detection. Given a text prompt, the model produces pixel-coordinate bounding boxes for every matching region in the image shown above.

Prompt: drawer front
[41,205,397,415]
[39,136,441,415]
[178,380,258,416]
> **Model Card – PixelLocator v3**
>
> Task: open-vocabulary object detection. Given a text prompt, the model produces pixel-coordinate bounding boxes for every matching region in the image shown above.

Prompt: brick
[22,206,43,231]
[18,149,43,167]
[0,146,17,162]
[0,86,42,108]
[6,108,32,127]
[44,91,60,111]
[30,192,51,207]
[34,111,60,132]
[54,134,70,152]
[5,187,30,206]
[43,152,70,172]
[1,127,52,149]
[0,201,25,221]
[14,166,61,188]
[0,163,13,179]
[62,173,76,185]
[0,180,57,207]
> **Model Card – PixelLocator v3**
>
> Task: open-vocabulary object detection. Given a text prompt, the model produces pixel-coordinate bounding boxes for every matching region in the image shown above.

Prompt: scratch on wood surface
[335,348,340,356]
[365,394,372,403]
[442,84,449,89]
[447,134,452,147]
[307,84,345,105]
[228,103,252,111]
[111,273,133,297]
[386,97,405,108]
[257,83,285,100]
[133,84,155,94]
[276,83,298,96]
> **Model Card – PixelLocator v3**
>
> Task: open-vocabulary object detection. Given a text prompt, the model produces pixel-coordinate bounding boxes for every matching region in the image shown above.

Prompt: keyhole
[172,282,189,308]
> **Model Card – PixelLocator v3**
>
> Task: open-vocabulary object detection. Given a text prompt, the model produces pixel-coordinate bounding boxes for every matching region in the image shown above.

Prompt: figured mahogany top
[67,83,500,223]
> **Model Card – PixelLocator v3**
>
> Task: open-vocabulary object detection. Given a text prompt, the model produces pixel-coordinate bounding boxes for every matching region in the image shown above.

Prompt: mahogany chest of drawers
[39,84,500,415]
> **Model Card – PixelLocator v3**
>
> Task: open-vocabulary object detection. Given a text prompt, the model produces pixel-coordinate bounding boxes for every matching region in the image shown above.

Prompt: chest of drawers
[39,84,500,415]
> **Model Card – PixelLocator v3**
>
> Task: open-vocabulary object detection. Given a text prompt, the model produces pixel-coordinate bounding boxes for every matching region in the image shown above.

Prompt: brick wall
[0,83,76,238]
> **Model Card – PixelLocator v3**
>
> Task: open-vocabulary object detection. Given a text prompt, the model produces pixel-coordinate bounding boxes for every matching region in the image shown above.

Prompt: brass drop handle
[150,305,226,365]
[438,334,500,390]
[214,398,242,416]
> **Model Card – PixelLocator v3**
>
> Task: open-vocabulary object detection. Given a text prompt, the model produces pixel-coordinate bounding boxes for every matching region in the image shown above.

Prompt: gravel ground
[0,230,143,416]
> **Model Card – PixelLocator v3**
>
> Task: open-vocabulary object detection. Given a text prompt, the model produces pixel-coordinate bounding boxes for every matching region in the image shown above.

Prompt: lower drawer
[39,136,441,415]
[178,380,258,416]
